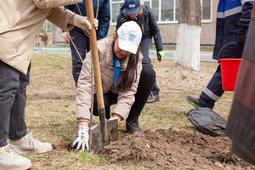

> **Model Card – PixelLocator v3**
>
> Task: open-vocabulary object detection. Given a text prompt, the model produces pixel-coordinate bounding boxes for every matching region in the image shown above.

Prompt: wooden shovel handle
[85,0,104,109]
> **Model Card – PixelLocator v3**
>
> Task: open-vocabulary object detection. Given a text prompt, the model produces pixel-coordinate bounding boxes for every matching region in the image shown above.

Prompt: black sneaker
[147,93,159,103]
[186,96,203,108]
[126,118,142,133]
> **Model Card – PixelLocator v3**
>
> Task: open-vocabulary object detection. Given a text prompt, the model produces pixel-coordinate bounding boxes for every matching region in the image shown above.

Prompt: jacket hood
[120,3,125,14]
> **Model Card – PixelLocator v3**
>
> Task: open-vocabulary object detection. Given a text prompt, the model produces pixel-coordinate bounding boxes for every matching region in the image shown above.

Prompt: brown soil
[27,54,255,169]
[94,60,255,169]
[95,61,254,169]
[100,128,253,169]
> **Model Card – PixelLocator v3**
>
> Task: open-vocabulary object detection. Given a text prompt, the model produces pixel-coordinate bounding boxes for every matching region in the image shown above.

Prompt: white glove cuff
[78,126,89,132]
[73,15,79,27]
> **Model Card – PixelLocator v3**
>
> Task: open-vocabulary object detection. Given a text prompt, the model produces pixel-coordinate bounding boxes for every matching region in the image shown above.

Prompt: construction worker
[186,0,254,109]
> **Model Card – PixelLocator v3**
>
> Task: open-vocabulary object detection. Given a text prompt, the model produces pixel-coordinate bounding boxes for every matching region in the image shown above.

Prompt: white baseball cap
[117,21,142,54]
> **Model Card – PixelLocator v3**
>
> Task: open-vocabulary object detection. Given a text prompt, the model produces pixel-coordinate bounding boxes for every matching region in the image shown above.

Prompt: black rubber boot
[126,118,142,133]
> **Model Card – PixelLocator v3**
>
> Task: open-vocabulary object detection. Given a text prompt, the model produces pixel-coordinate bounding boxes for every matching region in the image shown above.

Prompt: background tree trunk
[52,25,65,45]
[174,0,201,71]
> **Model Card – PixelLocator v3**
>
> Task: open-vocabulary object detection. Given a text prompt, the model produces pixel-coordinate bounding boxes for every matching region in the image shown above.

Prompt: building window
[110,0,179,23]
[144,0,179,22]
[201,0,212,21]
[110,0,211,24]
[42,20,52,32]
[111,0,124,24]
[161,0,179,21]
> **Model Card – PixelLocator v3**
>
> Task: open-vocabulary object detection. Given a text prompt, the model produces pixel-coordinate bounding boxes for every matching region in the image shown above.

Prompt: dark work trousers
[69,30,90,87]
[199,42,244,109]
[92,64,155,120]
[140,35,160,95]
[198,65,224,109]
[0,61,28,147]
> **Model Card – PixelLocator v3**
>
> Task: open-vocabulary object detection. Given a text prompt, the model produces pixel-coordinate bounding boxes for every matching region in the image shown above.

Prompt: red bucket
[219,59,242,91]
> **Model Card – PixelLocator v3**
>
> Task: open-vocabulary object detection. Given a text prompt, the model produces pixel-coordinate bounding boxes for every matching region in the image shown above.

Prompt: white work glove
[73,15,98,31]
[94,18,98,30]
[71,126,89,151]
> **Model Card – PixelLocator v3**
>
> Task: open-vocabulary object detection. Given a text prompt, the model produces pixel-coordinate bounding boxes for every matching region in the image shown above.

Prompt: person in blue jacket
[66,0,110,87]
[186,0,254,109]
[116,0,165,103]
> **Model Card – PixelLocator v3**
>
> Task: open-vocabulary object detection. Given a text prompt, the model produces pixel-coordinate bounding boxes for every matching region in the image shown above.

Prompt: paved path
[148,50,215,62]
[34,47,215,62]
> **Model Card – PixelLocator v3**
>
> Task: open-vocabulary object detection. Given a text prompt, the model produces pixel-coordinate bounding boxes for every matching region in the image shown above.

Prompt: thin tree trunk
[52,25,65,45]
[174,0,201,71]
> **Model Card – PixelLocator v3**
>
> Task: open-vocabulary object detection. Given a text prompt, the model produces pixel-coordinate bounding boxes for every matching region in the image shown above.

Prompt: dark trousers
[0,61,28,147]
[92,64,155,120]
[69,30,90,87]
[140,36,160,95]
[199,65,224,109]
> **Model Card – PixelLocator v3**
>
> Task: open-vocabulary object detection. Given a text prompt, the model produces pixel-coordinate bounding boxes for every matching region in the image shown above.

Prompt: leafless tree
[174,0,201,71]
[53,24,65,45]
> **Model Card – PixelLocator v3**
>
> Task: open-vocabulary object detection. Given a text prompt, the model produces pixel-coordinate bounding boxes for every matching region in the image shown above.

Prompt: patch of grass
[200,48,213,52]
[66,119,76,126]
[61,135,72,141]
[52,64,64,69]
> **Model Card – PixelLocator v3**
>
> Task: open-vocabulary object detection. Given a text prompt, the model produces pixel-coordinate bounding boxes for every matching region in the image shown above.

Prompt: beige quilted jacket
[75,37,143,123]
[0,0,81,74]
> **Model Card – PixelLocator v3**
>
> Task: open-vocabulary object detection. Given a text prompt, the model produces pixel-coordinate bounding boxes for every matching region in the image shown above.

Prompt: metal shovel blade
[90,117,118,154]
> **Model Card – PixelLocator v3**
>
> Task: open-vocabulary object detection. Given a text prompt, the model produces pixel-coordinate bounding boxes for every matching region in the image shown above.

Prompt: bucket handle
[217,41,238,62]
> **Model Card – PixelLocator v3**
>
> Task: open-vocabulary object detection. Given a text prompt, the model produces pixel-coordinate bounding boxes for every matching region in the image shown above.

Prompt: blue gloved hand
[157,51,165,62]
[71,126,89,151]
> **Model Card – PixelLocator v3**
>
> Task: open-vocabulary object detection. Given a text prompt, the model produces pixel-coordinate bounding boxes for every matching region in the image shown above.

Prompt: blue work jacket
[116,4,163,52]
[66,0,110,40]
[213,0,254,60]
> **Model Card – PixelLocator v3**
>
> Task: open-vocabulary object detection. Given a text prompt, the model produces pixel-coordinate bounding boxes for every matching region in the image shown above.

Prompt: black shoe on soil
[147,93,159,103]
[186,96,203,108]
[126,118,142,134]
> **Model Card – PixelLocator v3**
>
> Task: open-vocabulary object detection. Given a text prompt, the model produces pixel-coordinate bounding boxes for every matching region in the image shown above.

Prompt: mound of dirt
[100,128,254,169]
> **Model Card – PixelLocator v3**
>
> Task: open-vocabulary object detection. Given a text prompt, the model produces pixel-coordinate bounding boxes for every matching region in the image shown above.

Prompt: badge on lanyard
[113,44,120,90]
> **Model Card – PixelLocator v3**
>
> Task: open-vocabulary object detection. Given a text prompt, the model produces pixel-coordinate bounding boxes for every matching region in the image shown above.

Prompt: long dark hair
[119,46,141,91]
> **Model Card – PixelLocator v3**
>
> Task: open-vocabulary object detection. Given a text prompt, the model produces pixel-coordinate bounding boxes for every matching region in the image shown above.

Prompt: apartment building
[108,0,219,46]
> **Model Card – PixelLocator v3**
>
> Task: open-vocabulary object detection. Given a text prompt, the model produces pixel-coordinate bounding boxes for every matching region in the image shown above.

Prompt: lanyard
[113,44,120,90]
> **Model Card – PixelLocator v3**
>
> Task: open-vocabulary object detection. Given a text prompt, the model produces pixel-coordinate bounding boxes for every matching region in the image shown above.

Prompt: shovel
[85,0,118,154]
